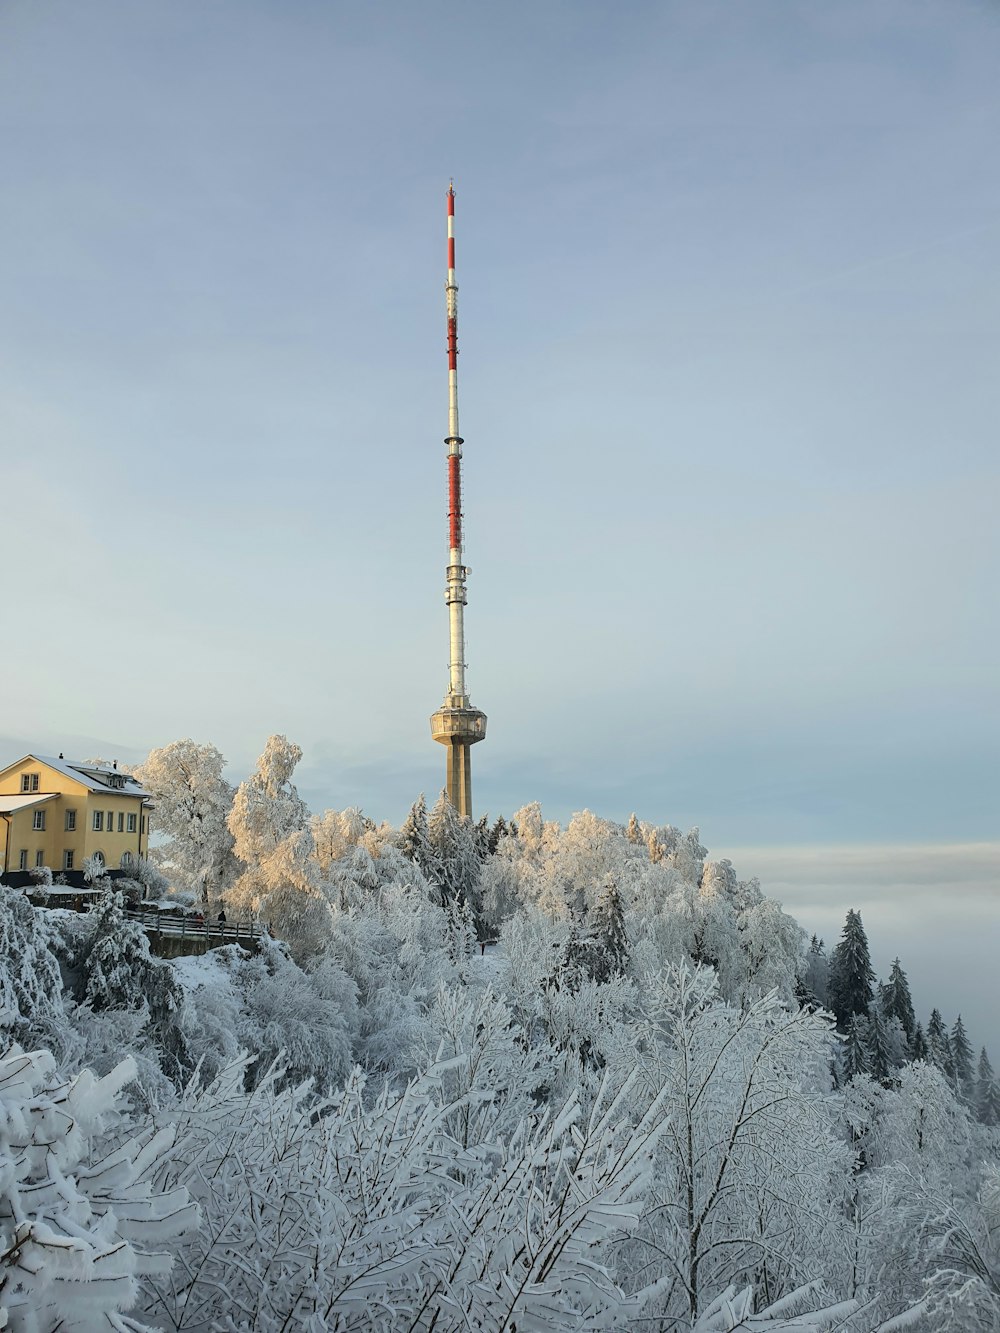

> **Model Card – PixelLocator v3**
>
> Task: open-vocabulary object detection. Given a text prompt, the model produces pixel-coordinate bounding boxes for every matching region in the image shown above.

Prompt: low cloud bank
[715,841,1000,1055]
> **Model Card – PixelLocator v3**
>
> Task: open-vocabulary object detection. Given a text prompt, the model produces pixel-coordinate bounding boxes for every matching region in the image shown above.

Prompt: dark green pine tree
[950,1016,975,1100]
[828,910,876,1030]
[879,958,916,1046]
[926,1009,955,1082]
[487,815,509,855]
[911,1022,929,1062]
[976,1048,1000,1126]
[866,1005,894,1086]
[841,1014,871,1082]
[473,814,492,862]
[588,877,630,982]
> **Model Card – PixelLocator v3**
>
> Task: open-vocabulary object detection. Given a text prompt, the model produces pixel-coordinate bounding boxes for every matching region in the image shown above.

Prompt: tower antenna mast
[430,183,486,815]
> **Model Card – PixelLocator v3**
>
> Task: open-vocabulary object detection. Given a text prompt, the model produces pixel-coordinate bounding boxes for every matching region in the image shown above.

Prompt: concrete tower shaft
[430,183,486,817]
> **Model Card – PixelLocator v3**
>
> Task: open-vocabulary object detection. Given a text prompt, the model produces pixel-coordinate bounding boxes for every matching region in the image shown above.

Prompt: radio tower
[429,183,487,816]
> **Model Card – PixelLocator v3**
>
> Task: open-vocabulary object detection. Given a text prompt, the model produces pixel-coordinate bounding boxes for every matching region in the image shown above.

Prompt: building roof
[0,793,59,815]
[25,755,153,800]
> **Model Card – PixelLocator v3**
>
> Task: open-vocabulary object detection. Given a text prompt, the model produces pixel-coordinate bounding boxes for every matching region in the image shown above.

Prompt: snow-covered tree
[80,887,153,1013]
[478,850,522,937]
[0,885,66,1048]
[398,793,431,867]
[827,910,875,1030]
[623,963,848,1324]
[310,805,369,874]
[917,1167,1000,1331]
[841,1015,871,1083]
[226,736,332,957]
[426,790,483,914]
[588,875,629,981]
[800,935,829,1009]
[879,957,916,1045]
[136,738,239,902]
[912,1021,929,1062]
[975,1048,1000,1126]
[951,1014,975,1100]
[927,1008,955,1082]
[865,1004,895,1086]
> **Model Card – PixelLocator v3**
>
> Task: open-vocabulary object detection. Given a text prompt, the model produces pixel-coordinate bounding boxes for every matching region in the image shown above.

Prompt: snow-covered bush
[0,1039,197,1331]
[138,1051,675,1331]
[0,886,67,1050]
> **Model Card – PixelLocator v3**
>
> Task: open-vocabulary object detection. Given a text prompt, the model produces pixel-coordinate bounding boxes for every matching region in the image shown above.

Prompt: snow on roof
[30,755,153,799]
[0,792,59,814]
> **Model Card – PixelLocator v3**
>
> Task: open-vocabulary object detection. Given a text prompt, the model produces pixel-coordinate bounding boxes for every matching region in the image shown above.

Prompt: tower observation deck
[429,184,486,816]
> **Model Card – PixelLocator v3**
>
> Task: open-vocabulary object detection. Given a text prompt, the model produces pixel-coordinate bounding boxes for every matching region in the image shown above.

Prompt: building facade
[0,754,152,883]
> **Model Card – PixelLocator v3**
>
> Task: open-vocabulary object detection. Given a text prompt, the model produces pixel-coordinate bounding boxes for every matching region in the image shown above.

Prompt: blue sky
[2,0,997,870]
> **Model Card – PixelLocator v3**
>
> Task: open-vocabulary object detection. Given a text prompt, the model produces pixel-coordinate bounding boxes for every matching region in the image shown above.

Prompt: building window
[32,810,46,831]
[35,851,44,868]
[92,851,105,868]
[93,811,103,832]
[117,812,124,833]
[64,850,74,870]
[18,850,27,870]
[21,773,39,793]
[107,810,113,830]
[120,850,133,870]
[127,813,137,833]
[65,809,76,831]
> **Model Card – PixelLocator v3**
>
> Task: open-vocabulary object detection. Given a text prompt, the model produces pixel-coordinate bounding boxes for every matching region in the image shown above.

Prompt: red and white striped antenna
[430,182,487,816]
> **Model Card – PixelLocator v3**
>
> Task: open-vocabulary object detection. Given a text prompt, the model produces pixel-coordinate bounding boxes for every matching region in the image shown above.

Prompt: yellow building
[0,753,152,883]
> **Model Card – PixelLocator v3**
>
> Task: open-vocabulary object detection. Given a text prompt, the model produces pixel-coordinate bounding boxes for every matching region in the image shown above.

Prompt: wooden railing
[124,906,263,946]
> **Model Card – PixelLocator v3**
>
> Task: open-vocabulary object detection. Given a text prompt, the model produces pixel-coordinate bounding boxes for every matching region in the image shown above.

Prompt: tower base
[430,702,487,818]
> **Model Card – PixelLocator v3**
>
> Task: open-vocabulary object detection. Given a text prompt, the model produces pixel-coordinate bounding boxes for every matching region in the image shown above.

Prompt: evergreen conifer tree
[827,910,875,1029]
[588,877,629,982]
[488,815,509,855]
[976,1047,1000,1126]
[473,814,492,862]
[399,794,431,871]
[926,1009,955,1081]
[626,813,642,845]
[427,791,483,914]
[82,887,154,1012]
[879,957,916,1045]
[950,1015,974,1099]
[799,935,829,1009]
[865,1005,894,1086]
[911,1021,929,1062]
[841,1014,871,1082]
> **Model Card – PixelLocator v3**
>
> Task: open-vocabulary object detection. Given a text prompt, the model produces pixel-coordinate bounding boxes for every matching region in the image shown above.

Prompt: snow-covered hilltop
[0,735,996,1330]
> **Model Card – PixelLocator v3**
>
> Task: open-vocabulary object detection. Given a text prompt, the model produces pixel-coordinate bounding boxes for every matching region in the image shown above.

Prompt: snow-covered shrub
[0,1040,197,1331]
[0,886,67,1049]
[918,1166,1000,1331]
[137,1053,674,1331]
[231,939,358,1093]
[27,865,52,902]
